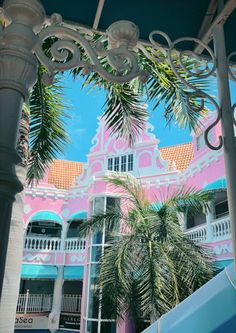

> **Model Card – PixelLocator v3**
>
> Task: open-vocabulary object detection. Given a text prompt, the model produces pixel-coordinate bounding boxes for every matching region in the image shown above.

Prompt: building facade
[15,117,233,333]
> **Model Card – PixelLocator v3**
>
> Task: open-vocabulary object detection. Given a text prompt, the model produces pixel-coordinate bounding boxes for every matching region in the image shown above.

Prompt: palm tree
[0,66,69,333]
[79,173,216,332]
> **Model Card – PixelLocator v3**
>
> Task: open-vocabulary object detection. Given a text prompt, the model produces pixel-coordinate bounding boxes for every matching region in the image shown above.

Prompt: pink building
[15,117,233,333]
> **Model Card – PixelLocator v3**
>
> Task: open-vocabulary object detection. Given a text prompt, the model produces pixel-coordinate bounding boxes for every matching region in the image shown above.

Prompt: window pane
[92,232,103,245]
[121,155,126,172]
[86,320,98,333]
[100,321,116,333]
[215,201,229,219]
[114,157,119,171]
[106,197,120,210]
[88,265,99,318]
[94,197,105,214]
[128,154,133,171]
[108,158,113,171]
[91,246,102,262]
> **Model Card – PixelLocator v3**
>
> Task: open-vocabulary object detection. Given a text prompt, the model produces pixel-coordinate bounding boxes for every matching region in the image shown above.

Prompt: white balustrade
[61,294,82,313]
[24,236,61,251]
[184,215,231,243]
[16,292,52,313]
[212,216,231,241]
[24,236,86,252]
[65,238,86,251]
[185,224,207,242]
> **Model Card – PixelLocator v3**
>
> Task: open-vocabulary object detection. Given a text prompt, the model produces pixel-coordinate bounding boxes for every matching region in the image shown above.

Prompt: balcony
[24,236,61,251]
[16,292,82,314]
[184,215,231,243]
[65,238,86,251]
[24,236,86,252]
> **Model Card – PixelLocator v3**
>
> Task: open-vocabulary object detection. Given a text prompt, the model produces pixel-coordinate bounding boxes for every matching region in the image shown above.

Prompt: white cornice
[25,186,69,200]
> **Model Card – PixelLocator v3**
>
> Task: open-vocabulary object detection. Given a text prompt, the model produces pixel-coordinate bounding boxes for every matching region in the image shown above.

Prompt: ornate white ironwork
[34,16,148,85]
[228,52,236,82]
[148,30,228,151]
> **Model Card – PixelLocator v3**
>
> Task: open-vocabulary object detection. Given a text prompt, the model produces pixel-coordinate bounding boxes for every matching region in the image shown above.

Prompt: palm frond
[78,209,122,237]
[27,66,70,184]
[158,186,214,216]
[138,48,210,131]
[104,173,149,212]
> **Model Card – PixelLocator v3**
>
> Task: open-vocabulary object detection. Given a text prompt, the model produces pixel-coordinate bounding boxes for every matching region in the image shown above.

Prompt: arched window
[67,211,87,238]
[27,211,63,237]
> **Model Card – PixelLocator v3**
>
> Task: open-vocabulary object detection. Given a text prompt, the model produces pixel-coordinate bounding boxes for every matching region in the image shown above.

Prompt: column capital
[3,0,45,33]
[0,0,46,99]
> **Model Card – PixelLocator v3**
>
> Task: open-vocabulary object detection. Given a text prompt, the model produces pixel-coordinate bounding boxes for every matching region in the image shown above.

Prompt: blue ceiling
[1,1,235,56]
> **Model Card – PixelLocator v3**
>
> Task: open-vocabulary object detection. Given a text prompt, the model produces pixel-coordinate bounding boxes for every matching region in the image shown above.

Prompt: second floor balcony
[24,236,86,252]
[184,215,231,243]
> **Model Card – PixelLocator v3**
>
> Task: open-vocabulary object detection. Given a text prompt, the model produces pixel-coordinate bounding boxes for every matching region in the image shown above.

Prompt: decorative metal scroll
[34,15,148,85]
[148,30,224,151]
[228,52,236,82]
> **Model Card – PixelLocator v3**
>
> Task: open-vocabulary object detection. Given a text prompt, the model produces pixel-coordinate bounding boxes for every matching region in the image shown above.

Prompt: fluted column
[0,0,45,297]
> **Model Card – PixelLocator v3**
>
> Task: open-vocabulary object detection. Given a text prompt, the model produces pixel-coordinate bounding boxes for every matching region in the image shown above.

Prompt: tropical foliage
[22,65,69,183]
[72,35,209,144]
[79,173,216,331]
[25,33,210,182]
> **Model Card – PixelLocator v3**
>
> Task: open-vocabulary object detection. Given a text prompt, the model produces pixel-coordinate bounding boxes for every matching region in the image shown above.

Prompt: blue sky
[60,73,191,162]
[60,73,236,162]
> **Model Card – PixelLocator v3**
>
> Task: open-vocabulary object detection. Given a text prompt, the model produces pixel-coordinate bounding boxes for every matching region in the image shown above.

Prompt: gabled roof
[159,142,194,172]
[46,143,193,189]
[48,160,84,190]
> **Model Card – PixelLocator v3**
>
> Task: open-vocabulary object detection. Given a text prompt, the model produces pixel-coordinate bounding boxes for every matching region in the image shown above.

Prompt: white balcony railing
[65,238,86,251]
[212,216,231,241]
[184,224,207,242]
[24,236,86,252]
[24,236,61,251]
[16,292,52,313]
[16,292,82,314]
[185,215,231,243]
[61,294,82,313]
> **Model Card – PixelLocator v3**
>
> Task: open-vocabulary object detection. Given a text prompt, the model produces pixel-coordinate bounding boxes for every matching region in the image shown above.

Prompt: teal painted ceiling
[1,1,235,57]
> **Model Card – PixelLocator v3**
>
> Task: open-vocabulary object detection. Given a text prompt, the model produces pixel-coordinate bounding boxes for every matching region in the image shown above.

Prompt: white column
[177,211,187,231]
[206,201,214,242]
[0,0,45,297]
[48,266,64,333]
[60,224,67,251]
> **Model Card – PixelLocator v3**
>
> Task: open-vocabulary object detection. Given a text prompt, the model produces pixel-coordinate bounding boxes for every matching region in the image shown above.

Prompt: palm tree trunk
[0,111,29,333]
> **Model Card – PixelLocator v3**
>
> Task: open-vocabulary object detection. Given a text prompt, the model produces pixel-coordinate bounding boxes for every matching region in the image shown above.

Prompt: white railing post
[24,289,30,314]
[206,201,214,242]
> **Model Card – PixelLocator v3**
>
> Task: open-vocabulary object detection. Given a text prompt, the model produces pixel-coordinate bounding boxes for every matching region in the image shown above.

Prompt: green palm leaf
[27,66,69,184]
